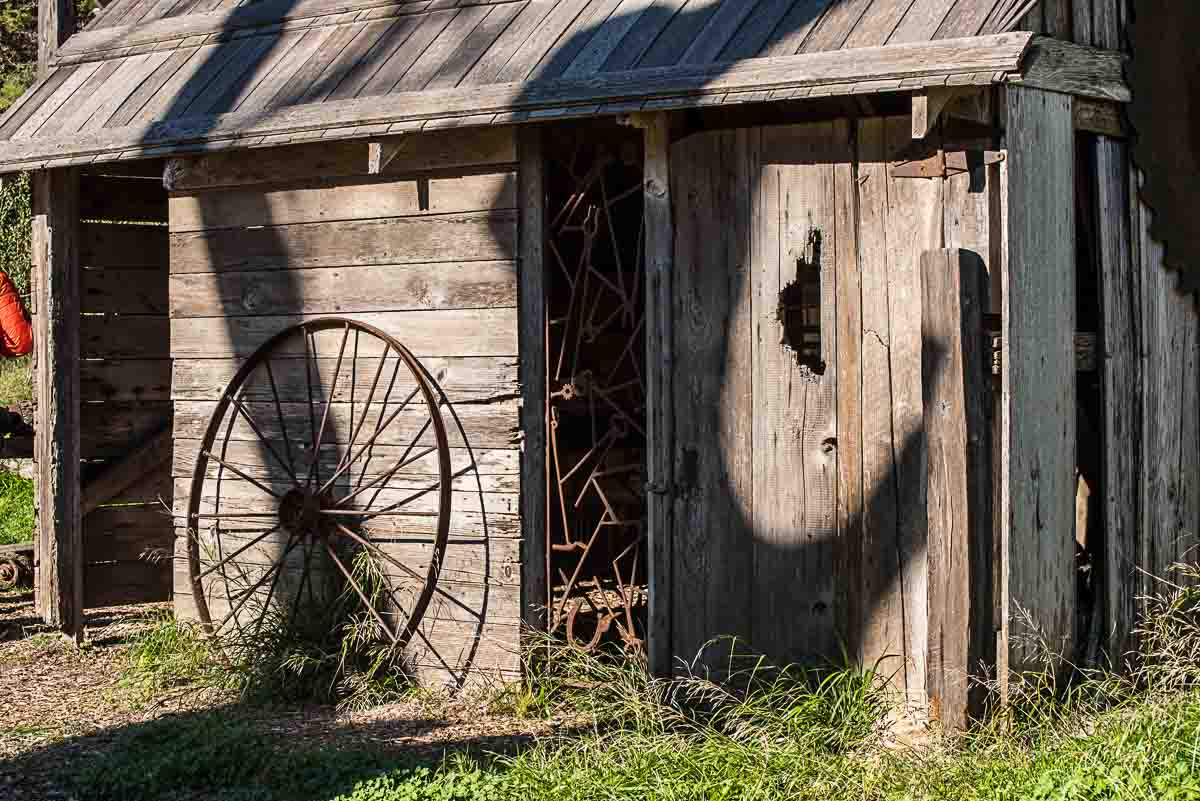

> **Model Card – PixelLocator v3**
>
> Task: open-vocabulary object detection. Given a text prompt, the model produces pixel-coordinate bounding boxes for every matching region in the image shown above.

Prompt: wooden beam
[641,112,674,677]
[32,167,82,641]
[1001,86,1076,683]
[1073,98,1125,138]
[368,137,407,175]
[0,34,1033,173]
[516,126,547,634]
[81,428,171,517]
[912,88,962,140]
[37,0,73,77]
[923,248,992,732]
[1009,36,1130,103]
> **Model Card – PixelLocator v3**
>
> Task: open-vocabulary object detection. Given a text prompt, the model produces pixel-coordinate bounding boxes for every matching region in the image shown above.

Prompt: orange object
[0,271,32,358]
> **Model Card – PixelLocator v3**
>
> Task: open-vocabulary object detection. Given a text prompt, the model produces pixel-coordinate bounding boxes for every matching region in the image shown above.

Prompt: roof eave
[0,32,1035,175]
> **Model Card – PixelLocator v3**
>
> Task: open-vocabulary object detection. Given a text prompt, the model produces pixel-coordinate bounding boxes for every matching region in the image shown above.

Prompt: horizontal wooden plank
[0,34,1032,173]
[82,267,168,314]
[81,223,169,269]
[169,211,518,273]
[83,315,170,358]
[180,527,520,586]
[83,428,172,517]
[82,359,172,402]
[85,559,172,607]
[82,467,173,507]
[170,308,519,358]
[171,355,517,403]
[169,171,517,231]
[169,260,517,318]
[84,506,173,563]
[82,401,172,460]
[80,174,167,222]
[174,438,518,483]
[168,126,518,192]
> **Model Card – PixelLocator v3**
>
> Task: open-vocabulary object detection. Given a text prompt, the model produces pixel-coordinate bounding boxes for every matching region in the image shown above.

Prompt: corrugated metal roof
[0,0,1032,171]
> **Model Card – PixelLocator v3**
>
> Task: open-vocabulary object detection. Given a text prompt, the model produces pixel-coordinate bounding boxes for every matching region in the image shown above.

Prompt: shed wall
[668,115,1001,709]
[168,129,524,686]
[76,172,174,608]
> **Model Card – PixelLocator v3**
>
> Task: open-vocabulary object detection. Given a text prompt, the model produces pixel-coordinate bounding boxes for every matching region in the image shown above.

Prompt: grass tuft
[0,465,34,545]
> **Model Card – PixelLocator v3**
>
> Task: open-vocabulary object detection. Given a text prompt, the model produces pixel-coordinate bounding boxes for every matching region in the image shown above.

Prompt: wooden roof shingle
[0,0,1037,171]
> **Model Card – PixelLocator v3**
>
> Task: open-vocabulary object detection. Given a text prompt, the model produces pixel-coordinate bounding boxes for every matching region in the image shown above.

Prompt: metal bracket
[891,150,1005,179]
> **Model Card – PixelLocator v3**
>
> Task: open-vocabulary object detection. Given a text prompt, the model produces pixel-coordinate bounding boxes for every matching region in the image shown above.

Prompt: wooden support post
[517,126,548,633]
[37,0,73,76]
[32,168,82,640]
[911,88,961,139]
[1000,87,1076,683]
[368,138,407,175]
[640,112,674,676]
[923,248,992,732]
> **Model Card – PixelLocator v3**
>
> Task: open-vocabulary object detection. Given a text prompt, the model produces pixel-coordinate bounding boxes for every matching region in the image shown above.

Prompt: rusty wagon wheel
[186,318,452,650]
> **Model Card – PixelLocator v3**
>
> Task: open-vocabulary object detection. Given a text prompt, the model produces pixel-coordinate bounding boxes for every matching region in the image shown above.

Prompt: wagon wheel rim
[185,317,453,651]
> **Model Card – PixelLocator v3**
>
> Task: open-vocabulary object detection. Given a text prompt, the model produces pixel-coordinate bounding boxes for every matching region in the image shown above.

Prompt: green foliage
[0,466,33,545]
[0,171,31,301]
[120,612,234,704]
[329,759,513,801]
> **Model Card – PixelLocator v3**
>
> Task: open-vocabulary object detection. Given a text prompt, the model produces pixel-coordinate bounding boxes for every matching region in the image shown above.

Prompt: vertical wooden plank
[643,112,674,676]
[834,143,863,664]
[1095,136,1138,661]
[38,0,74,76]
[923,248,992,732]
[1042,0,1072,40]
[1002,86,1076,674]
[33,168,83,639]
[855,116,939,701]
[1137,188,1200,591]
[517,125,547,633]
[1092,0,1122,50]
[670,128,755,671]
[853,118,906,686]
[753,121,845,665]
[1073,0,1094,45]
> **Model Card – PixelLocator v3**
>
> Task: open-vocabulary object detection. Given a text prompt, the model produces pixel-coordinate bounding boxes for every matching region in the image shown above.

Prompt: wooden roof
[0,0,1035,172]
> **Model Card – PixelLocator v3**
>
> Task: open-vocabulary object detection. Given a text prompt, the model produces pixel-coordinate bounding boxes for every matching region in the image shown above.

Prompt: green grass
[81,565,1200,801]
[0,353,31,407]
[0,465,33,545]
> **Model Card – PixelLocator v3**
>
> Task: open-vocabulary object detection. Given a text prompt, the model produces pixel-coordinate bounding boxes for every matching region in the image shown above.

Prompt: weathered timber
[168,212,518,274]
[168,261,517,318]
[168,171,517,231]
[81,267,168,314]
[517,125,547,631]
[169,309,518,359]
[1074,97,1124,138]
[32,166,83,638]
[643,111,673,676]
[923,248,992,732]
[81,428,171,517]
[37,0,73,76]
[81,401,172,460]
[170,355,517,404]
[1009,36,1129,103]
[0,34,1033,173]
[1094,136,1138,660]
[83,560,171,608]
[670,126,754,675]
[166,127,517,192]
[1002,86,1076,676]
[81,223,168,268]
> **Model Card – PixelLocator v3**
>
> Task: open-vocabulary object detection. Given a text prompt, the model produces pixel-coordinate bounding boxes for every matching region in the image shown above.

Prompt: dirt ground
[0,589,562,800]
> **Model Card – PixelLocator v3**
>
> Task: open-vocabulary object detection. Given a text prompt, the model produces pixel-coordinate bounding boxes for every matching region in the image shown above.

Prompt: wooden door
[670,122,854,668]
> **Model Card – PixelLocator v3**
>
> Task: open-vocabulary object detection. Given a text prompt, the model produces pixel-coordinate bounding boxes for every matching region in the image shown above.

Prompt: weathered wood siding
[168,129,523,686]
[669,117,1002,713]
[78,171,174,608]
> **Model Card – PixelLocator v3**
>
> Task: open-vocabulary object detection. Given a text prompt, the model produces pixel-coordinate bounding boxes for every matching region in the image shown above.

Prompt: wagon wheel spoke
[186,319,453,657]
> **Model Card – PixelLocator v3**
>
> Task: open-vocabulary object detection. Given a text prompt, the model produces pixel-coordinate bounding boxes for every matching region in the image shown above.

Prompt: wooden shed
[4,0,1196,726]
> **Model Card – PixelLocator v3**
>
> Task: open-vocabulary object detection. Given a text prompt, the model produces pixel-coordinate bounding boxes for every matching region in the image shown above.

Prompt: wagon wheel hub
[278,488,329,540]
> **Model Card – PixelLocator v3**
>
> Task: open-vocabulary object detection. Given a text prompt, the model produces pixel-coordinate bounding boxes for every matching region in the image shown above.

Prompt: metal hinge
[892,150,1005,179]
